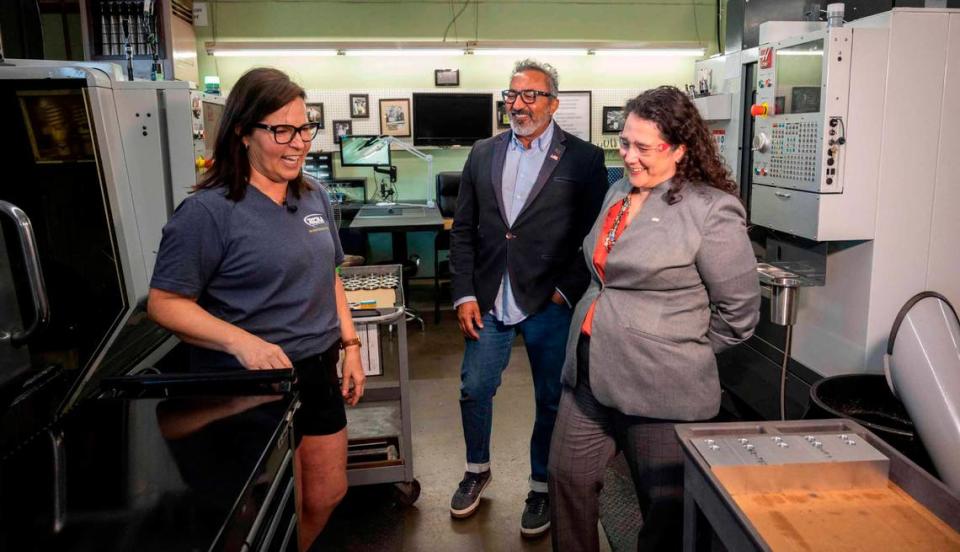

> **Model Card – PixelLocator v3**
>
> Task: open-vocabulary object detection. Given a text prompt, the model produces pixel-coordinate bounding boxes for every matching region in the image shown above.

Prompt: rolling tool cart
[340,264,420,505]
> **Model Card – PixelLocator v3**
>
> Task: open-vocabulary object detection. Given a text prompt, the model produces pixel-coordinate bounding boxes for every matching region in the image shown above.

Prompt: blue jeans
[459,301,572,485]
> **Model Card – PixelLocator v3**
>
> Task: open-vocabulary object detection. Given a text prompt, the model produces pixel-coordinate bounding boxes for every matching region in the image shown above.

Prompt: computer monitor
[339,135,392,167]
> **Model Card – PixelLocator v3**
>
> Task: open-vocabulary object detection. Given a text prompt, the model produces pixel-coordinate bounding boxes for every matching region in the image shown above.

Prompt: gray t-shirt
[150,181,344,368]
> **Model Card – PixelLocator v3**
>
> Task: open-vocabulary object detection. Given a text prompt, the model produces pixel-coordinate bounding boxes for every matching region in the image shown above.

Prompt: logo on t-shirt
[303,213,326,228]
[303,213,329,233]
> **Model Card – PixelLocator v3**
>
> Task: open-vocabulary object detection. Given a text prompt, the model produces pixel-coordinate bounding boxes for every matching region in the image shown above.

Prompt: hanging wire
[716,0,723,54]
[448,0,458,42]
[691,2,703,52]
[442,0,471,43]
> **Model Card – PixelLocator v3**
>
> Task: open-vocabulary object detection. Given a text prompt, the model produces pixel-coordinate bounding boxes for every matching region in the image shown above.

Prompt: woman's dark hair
[196,68,309,201]
[624,85,737,205]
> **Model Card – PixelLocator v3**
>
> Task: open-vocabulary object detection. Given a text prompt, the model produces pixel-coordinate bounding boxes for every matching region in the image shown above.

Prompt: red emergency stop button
[750,103,769,118]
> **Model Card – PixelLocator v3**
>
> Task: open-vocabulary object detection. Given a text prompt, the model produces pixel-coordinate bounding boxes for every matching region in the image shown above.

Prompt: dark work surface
[0,392,295,551]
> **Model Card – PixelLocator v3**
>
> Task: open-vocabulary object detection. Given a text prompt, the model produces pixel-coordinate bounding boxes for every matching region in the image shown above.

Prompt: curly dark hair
[196,68,311,201]
[624,86,737,205]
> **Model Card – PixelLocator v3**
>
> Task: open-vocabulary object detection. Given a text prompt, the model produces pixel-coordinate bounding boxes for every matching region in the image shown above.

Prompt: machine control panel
[190,92,225,186]
[751,28,851,194]
[766,120,819,182]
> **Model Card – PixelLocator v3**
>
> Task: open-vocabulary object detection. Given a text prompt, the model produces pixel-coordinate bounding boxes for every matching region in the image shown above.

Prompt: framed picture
[495,101,510,129]
[332,120,352,144]
[554,91,592,142]
[602,106,625,134]
[378,98,411,137]
[306,102,324,129]
[434,68,460,87]
[349,94,369,118]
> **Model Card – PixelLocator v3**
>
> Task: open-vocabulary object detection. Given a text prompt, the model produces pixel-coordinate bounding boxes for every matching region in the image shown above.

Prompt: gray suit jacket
[562,178,760,420]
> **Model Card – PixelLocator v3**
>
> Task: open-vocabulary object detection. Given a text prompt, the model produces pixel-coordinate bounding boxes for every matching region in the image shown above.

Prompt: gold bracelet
[340,337,362,350]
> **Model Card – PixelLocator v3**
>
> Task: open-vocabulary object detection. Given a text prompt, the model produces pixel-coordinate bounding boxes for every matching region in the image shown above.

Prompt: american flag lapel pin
[549,152,560,161]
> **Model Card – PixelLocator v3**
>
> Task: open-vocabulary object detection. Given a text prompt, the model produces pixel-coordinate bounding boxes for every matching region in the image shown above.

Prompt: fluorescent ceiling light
[205,41,706,58]
[343,49,462,57]
[471,48,589,56]
[212,49,338,57]
[592,48,705,57]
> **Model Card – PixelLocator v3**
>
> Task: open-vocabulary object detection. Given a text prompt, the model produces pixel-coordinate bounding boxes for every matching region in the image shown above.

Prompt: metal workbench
[676,419,960,551]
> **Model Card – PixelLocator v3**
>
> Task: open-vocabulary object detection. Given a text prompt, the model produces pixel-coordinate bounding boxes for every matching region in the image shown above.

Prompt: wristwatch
[340,337,362,350]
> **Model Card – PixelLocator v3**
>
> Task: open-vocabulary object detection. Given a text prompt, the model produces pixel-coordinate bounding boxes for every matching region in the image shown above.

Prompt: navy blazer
[450,124,607,315]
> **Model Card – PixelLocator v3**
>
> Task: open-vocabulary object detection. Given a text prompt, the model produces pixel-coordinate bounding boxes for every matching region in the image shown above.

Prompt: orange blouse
[581,196,633,335]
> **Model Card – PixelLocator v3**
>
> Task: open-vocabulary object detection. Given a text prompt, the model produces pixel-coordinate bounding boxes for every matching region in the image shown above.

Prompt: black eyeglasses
[501,89,555,104]
[251,122,321,144]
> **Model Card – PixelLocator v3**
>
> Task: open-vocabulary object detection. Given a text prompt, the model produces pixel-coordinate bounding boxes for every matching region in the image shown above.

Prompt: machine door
[0,79,127,453]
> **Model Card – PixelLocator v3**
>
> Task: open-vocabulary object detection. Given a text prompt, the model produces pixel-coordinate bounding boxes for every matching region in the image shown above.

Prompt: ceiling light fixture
[343,49,463,57]
[591,48,705,57]
[212,49,338,57]
[205,41,706,58]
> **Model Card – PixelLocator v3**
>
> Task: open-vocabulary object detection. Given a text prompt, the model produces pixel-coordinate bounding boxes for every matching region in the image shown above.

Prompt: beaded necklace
[603,193,632,252]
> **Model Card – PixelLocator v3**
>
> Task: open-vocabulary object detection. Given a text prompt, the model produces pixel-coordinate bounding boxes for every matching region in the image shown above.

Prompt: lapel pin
[550,153,559,161]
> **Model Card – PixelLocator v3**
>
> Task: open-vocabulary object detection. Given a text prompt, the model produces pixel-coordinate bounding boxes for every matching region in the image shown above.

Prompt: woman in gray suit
[547,86,760,551]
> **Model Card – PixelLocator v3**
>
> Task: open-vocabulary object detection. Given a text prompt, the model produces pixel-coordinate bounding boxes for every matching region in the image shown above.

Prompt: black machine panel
[0,389,297,551]
[0,79,129,454]
[0,64,300,551]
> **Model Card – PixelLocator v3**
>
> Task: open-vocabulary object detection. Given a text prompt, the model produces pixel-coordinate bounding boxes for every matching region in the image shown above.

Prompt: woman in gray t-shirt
[148,68,363,550]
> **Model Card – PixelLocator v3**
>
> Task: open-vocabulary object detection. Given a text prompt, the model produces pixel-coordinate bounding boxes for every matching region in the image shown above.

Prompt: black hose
[716,0,723,54]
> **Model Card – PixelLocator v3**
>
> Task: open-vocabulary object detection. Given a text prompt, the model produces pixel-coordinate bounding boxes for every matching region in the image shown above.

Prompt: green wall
[196,0,723,90]
[193,0,723,272]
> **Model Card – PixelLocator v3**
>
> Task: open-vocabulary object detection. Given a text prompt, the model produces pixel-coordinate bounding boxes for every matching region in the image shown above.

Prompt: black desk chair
[434,171,460,324]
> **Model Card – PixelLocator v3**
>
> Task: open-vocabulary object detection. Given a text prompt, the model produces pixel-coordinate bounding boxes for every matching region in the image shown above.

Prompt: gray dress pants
[547,335,685,552]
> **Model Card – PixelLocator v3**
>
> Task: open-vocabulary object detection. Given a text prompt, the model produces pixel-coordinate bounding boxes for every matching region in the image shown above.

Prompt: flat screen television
[412,93,493,147]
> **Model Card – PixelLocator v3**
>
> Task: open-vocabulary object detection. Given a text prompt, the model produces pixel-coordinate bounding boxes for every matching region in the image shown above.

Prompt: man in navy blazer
[448,59,607,537]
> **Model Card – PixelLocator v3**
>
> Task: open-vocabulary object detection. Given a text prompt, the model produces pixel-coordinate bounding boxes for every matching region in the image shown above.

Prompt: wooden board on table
[730,480,960,551]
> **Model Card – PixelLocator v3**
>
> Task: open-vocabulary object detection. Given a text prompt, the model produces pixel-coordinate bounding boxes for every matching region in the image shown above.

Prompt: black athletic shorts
[292,342,348,441]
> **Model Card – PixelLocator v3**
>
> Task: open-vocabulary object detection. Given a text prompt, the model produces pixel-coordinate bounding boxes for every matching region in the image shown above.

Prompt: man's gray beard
[510,115,546,136]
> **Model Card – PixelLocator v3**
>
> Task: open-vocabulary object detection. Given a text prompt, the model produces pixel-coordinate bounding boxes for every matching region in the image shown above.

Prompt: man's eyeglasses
[618,137,672,155]
[501,89,555,104]
[251,122,321,145]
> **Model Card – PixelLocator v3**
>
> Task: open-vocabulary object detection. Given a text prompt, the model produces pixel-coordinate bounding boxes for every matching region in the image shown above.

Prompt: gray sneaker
[520,491,550,538]
[450,470,492,518]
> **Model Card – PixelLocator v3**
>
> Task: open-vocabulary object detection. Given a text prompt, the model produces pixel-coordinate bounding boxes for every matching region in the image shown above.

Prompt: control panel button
[750,103,769,118]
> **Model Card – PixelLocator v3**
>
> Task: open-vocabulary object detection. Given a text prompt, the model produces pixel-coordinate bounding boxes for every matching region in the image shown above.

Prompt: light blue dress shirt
[491,124,555,324]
